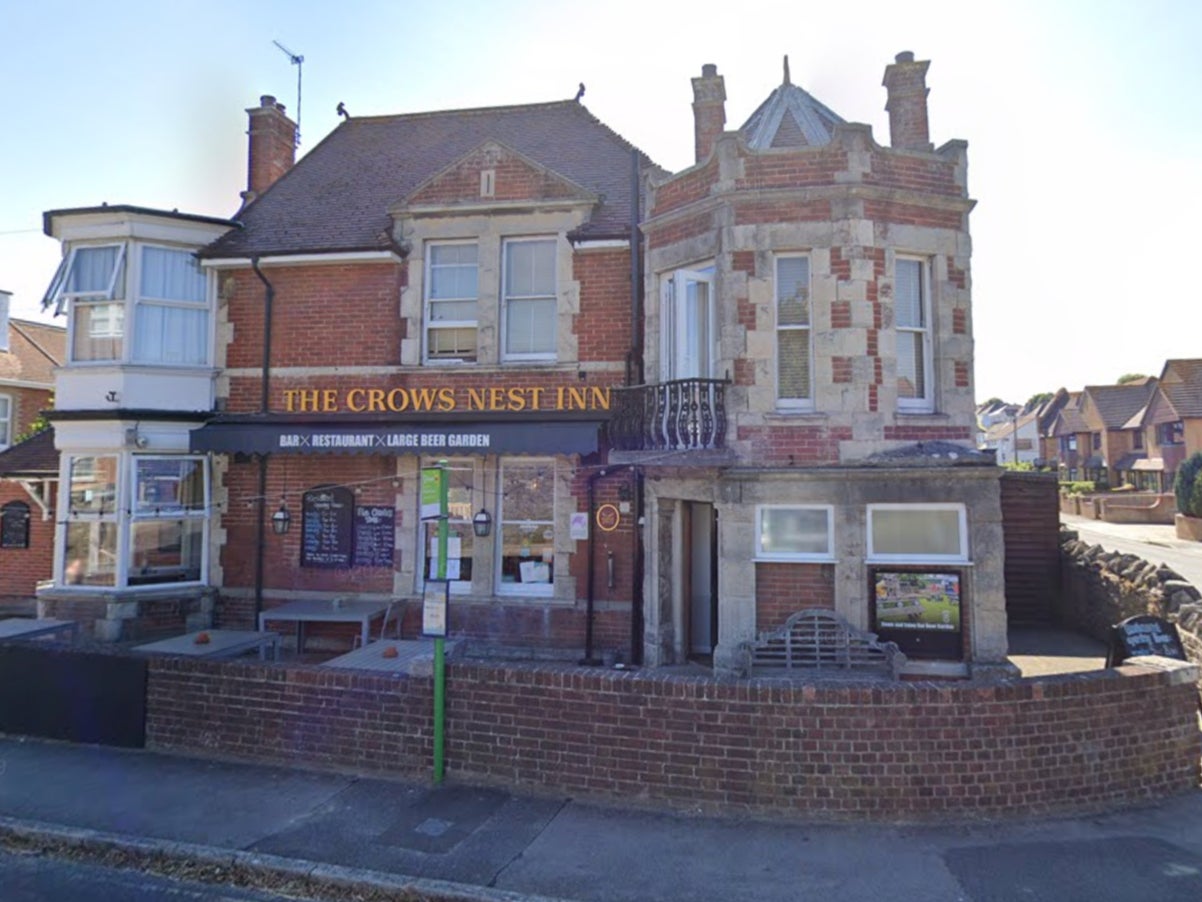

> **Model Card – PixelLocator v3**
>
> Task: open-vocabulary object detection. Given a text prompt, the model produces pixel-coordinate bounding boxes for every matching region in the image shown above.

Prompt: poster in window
[871,569,963,660]
[301,486,353,568]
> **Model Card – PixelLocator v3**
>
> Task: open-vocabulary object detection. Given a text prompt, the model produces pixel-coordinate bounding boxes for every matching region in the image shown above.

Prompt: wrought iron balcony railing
[609,378,729,452]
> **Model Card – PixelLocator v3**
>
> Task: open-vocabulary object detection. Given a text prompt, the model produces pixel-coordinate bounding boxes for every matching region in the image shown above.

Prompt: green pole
[433,459,449,785]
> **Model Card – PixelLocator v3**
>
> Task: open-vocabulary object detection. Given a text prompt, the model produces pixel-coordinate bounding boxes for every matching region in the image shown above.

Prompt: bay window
[503,238,557,360]
[775,255,812,407]
[62,453,209,589]
[895,257,932,412]
[45,242,211,366]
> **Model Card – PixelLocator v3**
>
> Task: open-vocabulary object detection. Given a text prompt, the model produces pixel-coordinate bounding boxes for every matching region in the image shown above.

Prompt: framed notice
[422,579,449,638]
[870,569,963,660]
[353,505,395,568]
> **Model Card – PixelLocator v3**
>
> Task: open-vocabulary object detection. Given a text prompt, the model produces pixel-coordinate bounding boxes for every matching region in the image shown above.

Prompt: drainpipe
[251,257,275,621]
[627,148,644,386]
[580,469,604,666]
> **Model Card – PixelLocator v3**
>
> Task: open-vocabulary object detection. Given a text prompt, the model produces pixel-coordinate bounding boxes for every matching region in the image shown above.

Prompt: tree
[1116,373,1147,385]
[1174,452,1202,518]
[1026,391,1053,408]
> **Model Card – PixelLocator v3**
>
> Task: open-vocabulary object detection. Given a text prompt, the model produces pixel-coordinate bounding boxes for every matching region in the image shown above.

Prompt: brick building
[36,53,1010,675]
[0,291,65,605]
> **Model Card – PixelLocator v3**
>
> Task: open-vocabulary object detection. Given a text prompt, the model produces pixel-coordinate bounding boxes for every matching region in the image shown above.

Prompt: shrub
[1060,481,1096,496]
[1174,452,1202,518]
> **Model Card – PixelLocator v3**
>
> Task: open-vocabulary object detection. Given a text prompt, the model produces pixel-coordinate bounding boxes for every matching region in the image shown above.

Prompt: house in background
[980,408,1038,466]
[1076,378,1158,488]
[1129,359,1202,492]
[0,289,66,608]
[1032,388,1071,469]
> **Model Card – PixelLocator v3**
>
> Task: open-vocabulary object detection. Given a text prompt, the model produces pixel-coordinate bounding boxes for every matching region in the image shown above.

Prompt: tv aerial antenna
[272,39,304,146]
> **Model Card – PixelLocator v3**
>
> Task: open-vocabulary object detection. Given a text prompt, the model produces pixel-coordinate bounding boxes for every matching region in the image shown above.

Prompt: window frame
[754,504,834,562]
[131,244,211,367]
[866,503,969,564]
[496,457,556,598]
[0,393,10,449]
[127,454,209,586]
[774,254,813,410]
[501,237,558,362]
[895,256,934,413]
[418,457,477,595]
[424,240,479,365]
[659,265,716,381]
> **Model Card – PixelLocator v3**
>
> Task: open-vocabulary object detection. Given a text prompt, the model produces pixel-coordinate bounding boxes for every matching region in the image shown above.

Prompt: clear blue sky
[2,0,1199,403]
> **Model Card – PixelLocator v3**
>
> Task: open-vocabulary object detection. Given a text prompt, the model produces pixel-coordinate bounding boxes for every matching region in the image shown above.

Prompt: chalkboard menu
[301,486,353,568]
[1,501,30,549]
[353,505,395,568]
[1106,615,1187,667]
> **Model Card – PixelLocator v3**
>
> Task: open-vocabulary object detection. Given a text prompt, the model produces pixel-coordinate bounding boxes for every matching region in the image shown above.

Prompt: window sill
[764,410,826,422]
[866,558,972,566]
[753,555,836,564]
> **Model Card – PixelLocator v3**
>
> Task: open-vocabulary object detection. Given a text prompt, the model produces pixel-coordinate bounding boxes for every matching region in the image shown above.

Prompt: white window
[64,455,120,587]
[660,266,715,380]
[497,458,555,596]
[755,505,833,561]
[425,243,479,363]
[55,244,127,362]
[775,255,812,407]
[129,456,208,586]
[0,394,10,448]
[45,242,211,366]
[0,290,9,352]
[502,238,557,360]
[133,246,208,365]
[420,458,475,594]
[62,453,210,589]
[867,504,967,563]
[895,257,933,412]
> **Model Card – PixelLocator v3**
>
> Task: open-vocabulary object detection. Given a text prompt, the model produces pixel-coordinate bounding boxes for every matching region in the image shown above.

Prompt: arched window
[1,500,31,549]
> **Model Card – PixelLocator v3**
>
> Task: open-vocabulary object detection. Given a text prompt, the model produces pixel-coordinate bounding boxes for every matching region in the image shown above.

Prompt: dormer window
[46,242,210,366]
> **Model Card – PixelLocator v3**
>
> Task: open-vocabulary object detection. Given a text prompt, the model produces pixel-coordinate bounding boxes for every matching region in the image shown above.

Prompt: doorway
[685,502,718,659]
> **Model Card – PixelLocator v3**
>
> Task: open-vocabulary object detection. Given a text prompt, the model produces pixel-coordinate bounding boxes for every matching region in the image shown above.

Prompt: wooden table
[258,599,394,652]
[0,618,78,642]
[133,629,281,661]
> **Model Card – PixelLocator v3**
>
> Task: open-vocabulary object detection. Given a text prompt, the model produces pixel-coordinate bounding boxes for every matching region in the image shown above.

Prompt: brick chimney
[691,64,726,164]
[242,95,297,204]
[882,52,933,151]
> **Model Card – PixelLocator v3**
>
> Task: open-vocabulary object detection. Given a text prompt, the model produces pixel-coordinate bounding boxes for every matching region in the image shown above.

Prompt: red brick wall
[755,563,835,631]
[573,248,632,364]
[735,425,852,465]
[409,147,581,206]
[0,482,54,601]
[224,264,404,373]
[145,656,1201,820]
[6,386,52,439]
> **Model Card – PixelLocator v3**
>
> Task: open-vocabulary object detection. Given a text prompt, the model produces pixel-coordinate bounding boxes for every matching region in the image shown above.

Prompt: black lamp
[472,508,492,537]
[271,501,291,535]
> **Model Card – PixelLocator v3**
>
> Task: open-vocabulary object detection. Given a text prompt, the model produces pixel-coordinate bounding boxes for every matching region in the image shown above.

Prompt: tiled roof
[1159,359,1202,418]
[0,428,58,477]
[1082,380,1158,430]
[0,318,66,385]
[203,101,659,259]
[739,65,846,149]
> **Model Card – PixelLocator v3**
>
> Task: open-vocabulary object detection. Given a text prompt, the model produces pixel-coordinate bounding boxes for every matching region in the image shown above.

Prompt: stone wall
[1058,526,1202,695]
[145,653,1199,822]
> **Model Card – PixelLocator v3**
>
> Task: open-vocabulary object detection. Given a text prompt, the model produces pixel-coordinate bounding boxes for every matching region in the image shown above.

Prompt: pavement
[2,692,1202,902]
[1060,513,1202,589]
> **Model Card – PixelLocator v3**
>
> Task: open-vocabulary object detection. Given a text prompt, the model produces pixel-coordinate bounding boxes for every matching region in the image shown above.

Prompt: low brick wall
[146,655,1200,821]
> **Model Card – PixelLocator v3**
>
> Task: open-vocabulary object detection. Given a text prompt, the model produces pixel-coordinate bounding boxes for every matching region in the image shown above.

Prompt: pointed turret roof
[739,56,846,149]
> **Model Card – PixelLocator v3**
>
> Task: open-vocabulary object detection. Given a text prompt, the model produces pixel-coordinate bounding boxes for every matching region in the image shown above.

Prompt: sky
[2,0,1199,404]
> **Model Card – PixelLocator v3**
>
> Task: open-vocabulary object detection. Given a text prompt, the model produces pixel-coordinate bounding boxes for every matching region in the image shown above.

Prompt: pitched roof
[1158,359,1202,418]
[739,63,846,149]
[0,318,66,385]
[1082,380,1158,430]
[0,428,58,477]
[203,101,659,259]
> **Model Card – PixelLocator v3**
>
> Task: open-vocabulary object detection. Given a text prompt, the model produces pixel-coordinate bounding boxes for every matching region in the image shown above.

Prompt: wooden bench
[737,609,906,679]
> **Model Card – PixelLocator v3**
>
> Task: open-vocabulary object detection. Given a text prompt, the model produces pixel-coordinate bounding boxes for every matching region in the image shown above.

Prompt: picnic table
[133,629,281,661]
[0,618,78,642]
[320,637,461,675]
[258,598,395,652]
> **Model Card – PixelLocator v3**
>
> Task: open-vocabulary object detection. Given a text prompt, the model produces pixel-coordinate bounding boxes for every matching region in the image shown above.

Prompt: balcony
[609,378,729,454]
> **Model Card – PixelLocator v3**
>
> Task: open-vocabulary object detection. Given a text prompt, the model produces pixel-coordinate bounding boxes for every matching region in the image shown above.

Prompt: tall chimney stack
[242,95,297,205]
[882,52,933,151]
[691,64,726,164]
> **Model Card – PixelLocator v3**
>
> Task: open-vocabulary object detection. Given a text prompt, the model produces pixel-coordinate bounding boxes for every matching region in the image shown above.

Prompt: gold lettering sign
[282,386,611,414]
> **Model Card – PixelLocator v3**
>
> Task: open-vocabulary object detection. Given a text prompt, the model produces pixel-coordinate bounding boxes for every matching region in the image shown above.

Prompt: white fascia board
[201,251,402,269]
[573,239,630,250]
